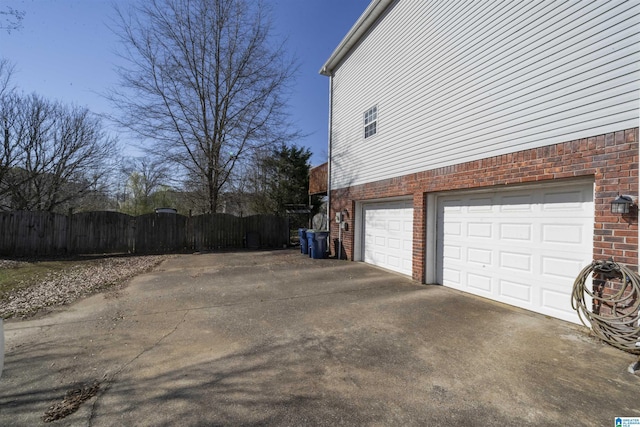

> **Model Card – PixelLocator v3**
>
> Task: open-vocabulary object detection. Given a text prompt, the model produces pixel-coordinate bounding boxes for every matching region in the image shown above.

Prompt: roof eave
[319,0,395,76]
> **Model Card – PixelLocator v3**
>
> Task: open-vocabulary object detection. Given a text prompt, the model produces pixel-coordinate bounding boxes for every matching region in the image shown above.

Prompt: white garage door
[363,200,414,276]
[437,183,594,324]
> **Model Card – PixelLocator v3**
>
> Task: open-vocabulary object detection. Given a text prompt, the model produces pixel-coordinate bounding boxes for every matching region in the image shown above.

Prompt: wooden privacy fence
[0,211,289,256]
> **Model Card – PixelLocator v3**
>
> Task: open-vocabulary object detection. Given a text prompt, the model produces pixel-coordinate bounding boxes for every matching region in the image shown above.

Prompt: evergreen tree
[251,144,312,216]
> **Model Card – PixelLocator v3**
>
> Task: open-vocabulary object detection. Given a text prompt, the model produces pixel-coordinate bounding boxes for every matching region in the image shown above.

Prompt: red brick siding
[593,275,636,318]
[330,128,639,282]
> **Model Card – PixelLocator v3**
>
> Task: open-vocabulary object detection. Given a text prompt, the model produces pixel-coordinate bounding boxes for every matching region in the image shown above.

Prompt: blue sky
[0,0,370,166]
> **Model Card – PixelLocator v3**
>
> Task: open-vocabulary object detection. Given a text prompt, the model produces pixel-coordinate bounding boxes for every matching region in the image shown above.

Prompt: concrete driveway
[1,249,638,426]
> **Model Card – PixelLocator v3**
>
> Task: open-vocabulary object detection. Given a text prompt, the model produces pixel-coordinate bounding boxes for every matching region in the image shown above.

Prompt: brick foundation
[330,128,639,282]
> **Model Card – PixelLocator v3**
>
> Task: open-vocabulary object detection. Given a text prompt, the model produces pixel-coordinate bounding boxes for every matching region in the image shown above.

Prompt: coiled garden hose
[572,260,640,371]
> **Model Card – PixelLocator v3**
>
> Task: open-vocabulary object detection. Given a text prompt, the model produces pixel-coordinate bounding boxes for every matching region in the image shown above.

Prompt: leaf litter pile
[42,380,101,422]
[0,255,167,318]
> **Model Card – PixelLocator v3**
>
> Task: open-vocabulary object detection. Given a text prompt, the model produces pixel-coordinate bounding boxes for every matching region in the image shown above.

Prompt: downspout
[326,73,333,234]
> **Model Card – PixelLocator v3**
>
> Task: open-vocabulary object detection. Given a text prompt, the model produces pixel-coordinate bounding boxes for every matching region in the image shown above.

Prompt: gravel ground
[0,255,168,319]
[0,260,27,269]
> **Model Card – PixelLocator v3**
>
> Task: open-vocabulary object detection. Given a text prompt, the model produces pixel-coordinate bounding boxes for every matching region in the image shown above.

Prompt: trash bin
[298,228,308,254]
[306,230,316,258]
[314,231,329,259]
[308,230,329,259]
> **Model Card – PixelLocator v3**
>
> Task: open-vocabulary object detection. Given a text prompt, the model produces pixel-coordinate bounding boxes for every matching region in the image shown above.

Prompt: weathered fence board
[135,213,188,253]
[71,211,132,254]
[0,211,289,256]
[192,214,244,250]
[0,211,67,256]
[244,214,289,249]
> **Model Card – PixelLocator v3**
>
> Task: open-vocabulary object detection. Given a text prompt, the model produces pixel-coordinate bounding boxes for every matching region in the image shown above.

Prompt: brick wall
[329,128,639,282]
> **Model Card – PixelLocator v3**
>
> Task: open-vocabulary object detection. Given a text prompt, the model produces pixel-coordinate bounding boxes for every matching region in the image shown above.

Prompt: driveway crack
[87,310,189,426]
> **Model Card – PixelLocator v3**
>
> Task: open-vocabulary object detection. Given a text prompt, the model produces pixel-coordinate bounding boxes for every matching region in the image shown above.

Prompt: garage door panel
[437,182,594,324]
[468,222,492,238]
[468,199,493,211]
[542,189,587,208]
[468,248,491,265]
[388,220,401,231]
[542,287,575,315]
[542,256,585,280]
[499,251,532,272]
[363,200,413,276]
[443,268,461,285]
[443,244,462,260]
[388,238,401,249]
[387,255,401,268]
[444,221,462,236]
[501,195,534,209]
[369,250,385,264]
[467,273,492,293]
[499,279,532,303]
[500,223,532,241]
[542,224,585,244]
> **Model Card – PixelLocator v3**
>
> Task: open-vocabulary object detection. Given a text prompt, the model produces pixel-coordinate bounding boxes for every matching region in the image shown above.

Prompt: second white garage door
[363,200,414,276]
[436,182,594,324]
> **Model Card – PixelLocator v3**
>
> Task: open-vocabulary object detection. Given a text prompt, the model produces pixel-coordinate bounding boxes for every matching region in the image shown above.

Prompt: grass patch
[0,260,90,300]
[0,254,167,319]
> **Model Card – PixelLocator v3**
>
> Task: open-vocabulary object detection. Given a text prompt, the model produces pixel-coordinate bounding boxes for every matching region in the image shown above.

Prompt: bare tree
[119,157,171,214]
[0,61,18,200]
[0,6,24,33]
[0,58,15,97]
[0,93,119,212]
[108,0,297,213]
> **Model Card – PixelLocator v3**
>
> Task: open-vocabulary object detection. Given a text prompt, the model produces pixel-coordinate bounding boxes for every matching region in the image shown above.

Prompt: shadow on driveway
[1,249,638,426]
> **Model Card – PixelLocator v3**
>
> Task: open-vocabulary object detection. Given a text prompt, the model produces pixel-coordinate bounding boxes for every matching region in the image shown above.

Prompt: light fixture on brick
[611,194,635,214]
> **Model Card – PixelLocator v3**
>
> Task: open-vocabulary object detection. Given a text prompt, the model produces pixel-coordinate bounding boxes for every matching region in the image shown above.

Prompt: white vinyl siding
[329,0,640,189]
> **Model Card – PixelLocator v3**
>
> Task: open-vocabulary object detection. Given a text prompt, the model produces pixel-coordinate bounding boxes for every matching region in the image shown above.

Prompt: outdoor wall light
[611,194,635,214]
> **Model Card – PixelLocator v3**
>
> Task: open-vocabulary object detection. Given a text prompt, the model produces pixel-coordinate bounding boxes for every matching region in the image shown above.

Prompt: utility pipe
[326,73,333,235]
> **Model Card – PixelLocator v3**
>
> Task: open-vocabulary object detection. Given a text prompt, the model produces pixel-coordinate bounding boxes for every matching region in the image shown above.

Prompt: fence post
[188,209,194,251]
[128,216,136,254]
[66,208,73,254]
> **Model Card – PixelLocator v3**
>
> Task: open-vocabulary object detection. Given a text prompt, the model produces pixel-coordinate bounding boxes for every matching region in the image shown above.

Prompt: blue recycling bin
[298,228,308,254]
[306,230,316,258]
[307,230,329,259]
